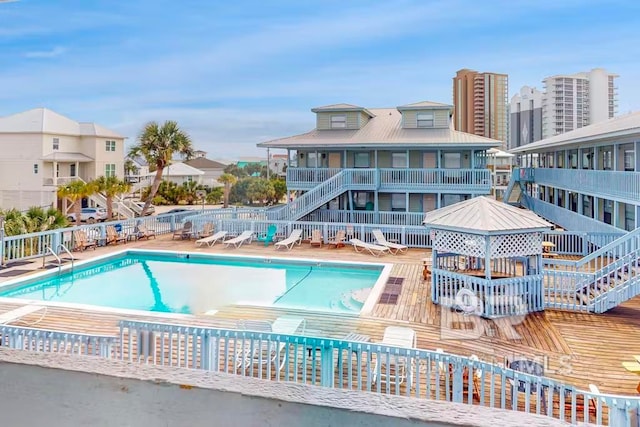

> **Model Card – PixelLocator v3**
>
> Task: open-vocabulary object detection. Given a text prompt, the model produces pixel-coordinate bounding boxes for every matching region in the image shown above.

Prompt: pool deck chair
[106,225,126,245]
[328,230,346,248]
[310,229,323,247]
[172,220,193,240]
[372,230,408,254]
[350,239,390,257]
[235,315,306,373]
[195,231,228,247]
[223,230,253,248]
[371,326,417,389]
[135,224,156,240]
[73,230,97,251]
[274,229,303,251]
[256,224,278,247]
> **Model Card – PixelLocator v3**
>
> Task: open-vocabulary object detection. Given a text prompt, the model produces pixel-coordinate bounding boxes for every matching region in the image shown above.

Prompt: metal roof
[184,157,227,170]
[310,103,375,117]
[259,108,501,149]
[144,162,204,177]
[396,101,453,110]
[0,108,124,138]
[41,152,94,162]
[422,196,552,234]
[510,111,640,153]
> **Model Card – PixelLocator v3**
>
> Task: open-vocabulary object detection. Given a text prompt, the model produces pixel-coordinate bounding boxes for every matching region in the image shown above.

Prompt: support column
[53,161,58,185]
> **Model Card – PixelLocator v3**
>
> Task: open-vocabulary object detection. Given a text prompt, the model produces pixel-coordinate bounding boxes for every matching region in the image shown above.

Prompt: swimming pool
[0,250,389,315]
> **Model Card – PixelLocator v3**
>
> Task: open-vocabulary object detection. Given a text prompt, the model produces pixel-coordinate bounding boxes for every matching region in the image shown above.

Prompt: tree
[270,178,287,205]
[206,187,223,204]
[95,176,131,219]
[247,178,275,206]
[57,180,98,226]
[128,120,194,216]
[217,173,238,208]
[223,164,247,178]
[124,158,137,177]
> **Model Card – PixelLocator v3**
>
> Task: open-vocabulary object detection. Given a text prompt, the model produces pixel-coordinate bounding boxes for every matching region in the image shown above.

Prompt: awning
[41,152,94,162]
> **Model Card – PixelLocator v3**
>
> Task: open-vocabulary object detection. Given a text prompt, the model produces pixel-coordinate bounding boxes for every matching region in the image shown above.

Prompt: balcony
[526,168,640,204]
[287,168,491,193]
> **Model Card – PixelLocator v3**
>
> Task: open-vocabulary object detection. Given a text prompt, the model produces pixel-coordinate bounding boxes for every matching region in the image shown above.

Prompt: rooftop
[183,157,227,170]
[0,108,124,139]
[259,108,502,149]
[423,196,553,234]
[144,162,204,177]
[510,111,640,153]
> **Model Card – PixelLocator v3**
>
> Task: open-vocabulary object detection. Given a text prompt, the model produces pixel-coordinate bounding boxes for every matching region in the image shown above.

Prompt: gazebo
[423,196,553,318]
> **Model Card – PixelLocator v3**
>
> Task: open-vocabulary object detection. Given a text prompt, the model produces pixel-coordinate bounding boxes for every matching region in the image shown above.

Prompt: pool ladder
[43,244,74,274]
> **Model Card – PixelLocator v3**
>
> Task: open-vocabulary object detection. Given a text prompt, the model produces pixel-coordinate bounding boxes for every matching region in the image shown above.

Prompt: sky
[0,0,639,159]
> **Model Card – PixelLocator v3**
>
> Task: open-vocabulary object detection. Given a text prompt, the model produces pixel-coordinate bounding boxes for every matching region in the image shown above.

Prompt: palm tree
[217,173,237,208]
[57,180,98,226]
[95,176,131,219]
[128,121,194,216]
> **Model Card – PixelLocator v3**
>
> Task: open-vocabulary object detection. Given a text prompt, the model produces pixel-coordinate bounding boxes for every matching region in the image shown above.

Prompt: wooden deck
[0,234,639,399]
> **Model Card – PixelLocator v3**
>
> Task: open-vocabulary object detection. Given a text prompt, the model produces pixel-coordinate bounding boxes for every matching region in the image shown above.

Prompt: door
[328,152,341,168]
[423,152,436,168]
[70,164,76,177]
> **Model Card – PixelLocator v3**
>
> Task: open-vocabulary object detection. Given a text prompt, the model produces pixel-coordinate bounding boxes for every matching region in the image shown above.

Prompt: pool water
[0,252,383,314]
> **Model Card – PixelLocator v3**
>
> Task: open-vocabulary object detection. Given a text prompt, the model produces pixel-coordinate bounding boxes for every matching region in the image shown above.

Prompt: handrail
[43,246,62,273]
[57,243,74,272]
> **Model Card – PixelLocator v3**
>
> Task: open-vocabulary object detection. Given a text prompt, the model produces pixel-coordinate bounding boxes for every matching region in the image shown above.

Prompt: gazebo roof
[423,196,552,234]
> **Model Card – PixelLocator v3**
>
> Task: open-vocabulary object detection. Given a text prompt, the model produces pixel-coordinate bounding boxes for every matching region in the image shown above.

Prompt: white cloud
[23,46,66,59]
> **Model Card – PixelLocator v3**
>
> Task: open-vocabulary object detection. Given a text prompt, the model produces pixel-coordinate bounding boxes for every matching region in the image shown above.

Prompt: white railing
[0,325,118,358]
[116,320,637,426]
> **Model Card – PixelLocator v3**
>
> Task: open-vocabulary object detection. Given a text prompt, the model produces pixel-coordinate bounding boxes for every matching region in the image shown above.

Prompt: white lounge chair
[195,231,228,247]
[372,229,408,254]
[223,230,253,248]
[274,229,303,251]
[371,326,417,388]
[350,238,390,257]
[235,316,306,373]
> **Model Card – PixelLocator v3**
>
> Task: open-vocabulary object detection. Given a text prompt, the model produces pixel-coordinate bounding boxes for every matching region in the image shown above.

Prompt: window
[105,163,116,177]
[354,152,369,168]
[105,140,116,151]
[443,152,461,169]
[391,194,406,212]
[52,138,59,150]
[330,115,346,129]
[33,164,38,174]
[625,203,635,231]
[391,152,407,168]
[624,149,634,171]
[70,164,76,177]
[306,152,318,167]
[582,195,593,218]
[417,112,434,128]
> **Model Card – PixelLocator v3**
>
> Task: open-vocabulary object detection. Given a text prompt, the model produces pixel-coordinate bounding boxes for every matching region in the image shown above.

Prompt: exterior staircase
[543,227,640,313]
[502,177,522,206]
[267,169,376,221]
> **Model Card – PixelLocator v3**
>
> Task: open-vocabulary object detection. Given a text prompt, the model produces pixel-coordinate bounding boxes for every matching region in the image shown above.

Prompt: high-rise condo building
[508,86,544,150]
[453,69,509,146]
[541,68,618,139]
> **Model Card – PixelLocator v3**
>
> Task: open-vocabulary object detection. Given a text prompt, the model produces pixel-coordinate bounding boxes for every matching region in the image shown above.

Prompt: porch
[40,152,93,186]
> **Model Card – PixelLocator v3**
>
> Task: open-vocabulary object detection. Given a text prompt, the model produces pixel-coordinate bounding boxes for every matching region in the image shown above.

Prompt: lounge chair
[350,238,390,257]
[73,230,97,251]
[135,224,156,240]
[223,230,253,248]
[256,224,277,247]
[235,316,306,373]
[328,230,346,248]
[372,229,408,254]
[195,231,228,247]
[310,229,323,247]
[106,225,126,245]
[172,220,193,240]
[371,326,417,388]
[274,229,303,251]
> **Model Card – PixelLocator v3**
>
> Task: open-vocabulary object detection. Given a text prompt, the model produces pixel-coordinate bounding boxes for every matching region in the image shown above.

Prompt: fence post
[320,342,334,387]
[170,214,176,232]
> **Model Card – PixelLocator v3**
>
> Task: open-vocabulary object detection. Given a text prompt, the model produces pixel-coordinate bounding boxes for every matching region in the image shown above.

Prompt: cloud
[23,46,66,59]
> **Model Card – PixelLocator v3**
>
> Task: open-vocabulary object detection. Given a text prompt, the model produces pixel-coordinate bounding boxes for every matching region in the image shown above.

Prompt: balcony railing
[528,167,640,203]
[287,168,491,192]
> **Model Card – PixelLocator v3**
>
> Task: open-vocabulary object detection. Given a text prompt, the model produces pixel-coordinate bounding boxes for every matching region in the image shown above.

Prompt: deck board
[0,234,639,401]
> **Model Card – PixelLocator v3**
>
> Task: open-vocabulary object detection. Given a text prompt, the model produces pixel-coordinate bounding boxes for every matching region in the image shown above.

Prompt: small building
[145,162,204,185]
[0,108,125,211]
[183,155,227,188]
[486,148,514,200]
[423,196,552,318]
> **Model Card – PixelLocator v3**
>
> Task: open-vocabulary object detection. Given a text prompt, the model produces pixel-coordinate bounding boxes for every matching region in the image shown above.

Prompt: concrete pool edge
[0,248,392,320]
